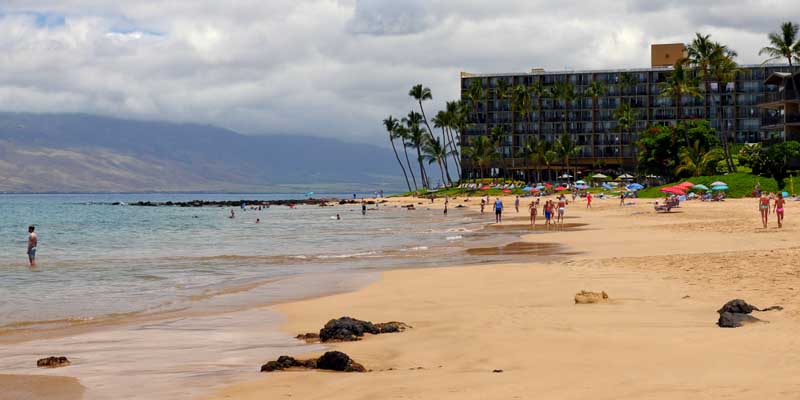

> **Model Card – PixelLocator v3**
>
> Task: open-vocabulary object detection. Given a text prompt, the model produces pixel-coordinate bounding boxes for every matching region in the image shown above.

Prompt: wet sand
[209,195,800,399]
[0,374,84,400]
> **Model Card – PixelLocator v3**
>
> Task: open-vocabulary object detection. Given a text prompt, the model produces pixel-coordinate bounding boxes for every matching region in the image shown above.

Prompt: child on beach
[775,192,785,228]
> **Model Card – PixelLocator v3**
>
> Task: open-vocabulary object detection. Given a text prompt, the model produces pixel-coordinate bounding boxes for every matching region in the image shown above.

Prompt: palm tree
[619,72,639,106]
[465,80,486,137]
[383,116,412,192]
[675,140,723,177]
[403,111,430,188]
[462,135,498,180]
[759,21,800,102]
[659,62,702,145]
[394,125,418,190]
[490,125,507,180]
[544,149,558,182]
[556,133,581,182]
[528,81,547,139]
[686,33,717,119]
[534,140,552,183]
[521,136,540,183]
[613,103,637,166]
[445,100,466,175]
[511,84,531,177]
[551,82,578,139]
[709,43,740,172]
[423,134,454,186]
[409,84,435,139]
[584,80,607,161]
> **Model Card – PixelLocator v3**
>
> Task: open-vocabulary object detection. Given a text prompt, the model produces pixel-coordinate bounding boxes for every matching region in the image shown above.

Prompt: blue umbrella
[627,183,644,191]
[536,185,545,190]
[711,185,729,191]
[782,191,789,198]
[522,186,532,192]
[602,183,613,190]
[575,180,586,185]
[576,184,589,190]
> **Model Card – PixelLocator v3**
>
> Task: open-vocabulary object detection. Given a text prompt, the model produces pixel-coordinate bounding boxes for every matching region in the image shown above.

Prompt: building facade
[459,44,794,180]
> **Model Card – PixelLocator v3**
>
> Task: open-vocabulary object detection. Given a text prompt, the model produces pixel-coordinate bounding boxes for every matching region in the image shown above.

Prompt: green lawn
[636,173,786,198]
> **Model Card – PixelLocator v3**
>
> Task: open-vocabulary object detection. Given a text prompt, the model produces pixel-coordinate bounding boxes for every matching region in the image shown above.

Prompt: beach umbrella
[530,188,541,193]
[627,183,644,191]
[555,186,567,191]
[619,173,634,180]
[480,185,491,191]
[592,173,608,179]
[560,173,572,179]
[502,189,512,193]
[677,181,694,188]
[535,185,545,190]
[576,184,589,190]
[660,186,686,195]
[692,184,709,191]
[522,186,532,192]
[575,180,586,184]
[711,185,729,191]
[710,181,726,187]
[782,191,790,197]
[602,183,613,190]
[544,183,553,188]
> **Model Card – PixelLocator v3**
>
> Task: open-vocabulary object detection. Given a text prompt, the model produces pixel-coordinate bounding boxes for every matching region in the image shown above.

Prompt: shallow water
[0,193,551,399]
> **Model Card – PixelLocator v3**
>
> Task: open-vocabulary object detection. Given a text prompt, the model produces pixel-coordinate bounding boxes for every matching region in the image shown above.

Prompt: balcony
[762,113,800,127]
[758,90,799,105]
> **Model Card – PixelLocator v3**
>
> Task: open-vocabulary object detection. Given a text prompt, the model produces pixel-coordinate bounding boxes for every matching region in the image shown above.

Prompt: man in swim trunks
[361,200,367,216]
[774,192,785,228]
[494,198,503,223]
[556,197,566,227]
[759,192,770,228]
[544,201,552,230]
[27,225,37,267]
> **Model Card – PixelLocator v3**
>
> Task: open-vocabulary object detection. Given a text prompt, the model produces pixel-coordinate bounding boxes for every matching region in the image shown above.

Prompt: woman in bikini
[774,192,785,228]
[759,192,770,228]
[529,200,538,228]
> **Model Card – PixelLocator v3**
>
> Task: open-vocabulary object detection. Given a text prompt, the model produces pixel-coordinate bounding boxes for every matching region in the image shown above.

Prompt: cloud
[0,0,796,145]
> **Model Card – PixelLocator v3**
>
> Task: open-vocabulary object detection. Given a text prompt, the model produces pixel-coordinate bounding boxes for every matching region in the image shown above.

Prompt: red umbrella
[544,183,553,188]
[676,181,694,188]
[480,185,491,191]
[555,186,567,191]
[502,189,512,193]
[660,186,686,195]
[530,188,540,193]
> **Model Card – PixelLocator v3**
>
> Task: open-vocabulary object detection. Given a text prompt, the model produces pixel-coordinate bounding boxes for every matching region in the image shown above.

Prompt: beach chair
[654,201,671,212]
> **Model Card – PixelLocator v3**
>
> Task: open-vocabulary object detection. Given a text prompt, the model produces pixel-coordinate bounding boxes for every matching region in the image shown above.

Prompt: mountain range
[0,113,407,193]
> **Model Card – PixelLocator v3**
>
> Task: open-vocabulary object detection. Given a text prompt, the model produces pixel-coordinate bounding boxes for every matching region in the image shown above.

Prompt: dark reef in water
[115,199,385,207]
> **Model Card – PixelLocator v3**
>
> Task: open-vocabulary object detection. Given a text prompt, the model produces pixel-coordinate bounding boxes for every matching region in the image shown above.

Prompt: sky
[0,0,795,146]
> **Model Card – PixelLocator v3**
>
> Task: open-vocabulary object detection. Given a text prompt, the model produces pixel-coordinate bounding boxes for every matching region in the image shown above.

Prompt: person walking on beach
[759,192,770,228]
[361,200,367,216]
[444,196,449,216]
[229,209,235,219]
[544,201,553,230]
[619,192,625,207]
[27,225,37,267]
[480,198,485,214]
[586,192,592,208]
[556,196,566,229]
[775,193,786,228]
[529,201,538,228]
[514,196,520,213]
[494,198,503,223]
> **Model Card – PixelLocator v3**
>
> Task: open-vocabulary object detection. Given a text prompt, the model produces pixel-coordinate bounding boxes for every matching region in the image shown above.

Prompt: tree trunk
[416,146,428,188]
[403,141,418,190]
[391,138,412,192]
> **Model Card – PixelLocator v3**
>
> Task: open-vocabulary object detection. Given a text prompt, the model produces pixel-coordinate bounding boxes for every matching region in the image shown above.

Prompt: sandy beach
[209,194,800,399]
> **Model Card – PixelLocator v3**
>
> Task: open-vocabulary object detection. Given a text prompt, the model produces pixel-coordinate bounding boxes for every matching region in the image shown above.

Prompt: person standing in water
[759,192,770,228]
[514,196,520,213]
[529,200,538,228]
[556,196,567,228]
[494,197,503,223]
[774,192,786,228]
[444,195,449,215]
[27,225,37,267]
[361,199,367,216]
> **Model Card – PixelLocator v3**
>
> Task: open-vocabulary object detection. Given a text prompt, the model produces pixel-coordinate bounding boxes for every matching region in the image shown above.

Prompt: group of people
[528,195,569,230]
[759,192,786,228]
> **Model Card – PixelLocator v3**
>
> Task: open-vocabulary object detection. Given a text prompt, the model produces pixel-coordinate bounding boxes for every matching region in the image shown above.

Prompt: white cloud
[0,0,796,145]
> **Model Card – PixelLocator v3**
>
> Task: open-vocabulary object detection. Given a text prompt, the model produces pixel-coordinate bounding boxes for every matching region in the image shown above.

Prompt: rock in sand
[574,290,609,304]
[37,356,70,368]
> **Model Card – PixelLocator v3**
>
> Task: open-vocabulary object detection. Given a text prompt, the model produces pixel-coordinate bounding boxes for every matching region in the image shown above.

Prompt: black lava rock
[319,317,379,342]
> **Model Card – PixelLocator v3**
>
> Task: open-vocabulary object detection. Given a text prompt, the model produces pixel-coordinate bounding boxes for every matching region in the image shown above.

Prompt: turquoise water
[0,193,485,330]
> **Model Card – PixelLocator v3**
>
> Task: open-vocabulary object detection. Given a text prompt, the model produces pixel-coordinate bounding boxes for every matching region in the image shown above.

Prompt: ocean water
[0,193,492,332]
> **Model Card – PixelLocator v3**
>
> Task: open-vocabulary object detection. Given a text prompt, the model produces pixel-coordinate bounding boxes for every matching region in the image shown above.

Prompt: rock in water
[37,356,70,368]
[319,317,379,342]
[374,321,411,333]
[295,332,320,343]
[718,312,763,328]
[574,290,609,304]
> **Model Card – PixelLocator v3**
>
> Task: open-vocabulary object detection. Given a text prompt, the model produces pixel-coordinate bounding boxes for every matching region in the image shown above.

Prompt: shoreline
[208,196,800,399]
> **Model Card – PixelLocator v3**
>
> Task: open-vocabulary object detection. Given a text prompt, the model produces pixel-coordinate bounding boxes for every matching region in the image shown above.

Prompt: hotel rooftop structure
[459,43,795,179]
